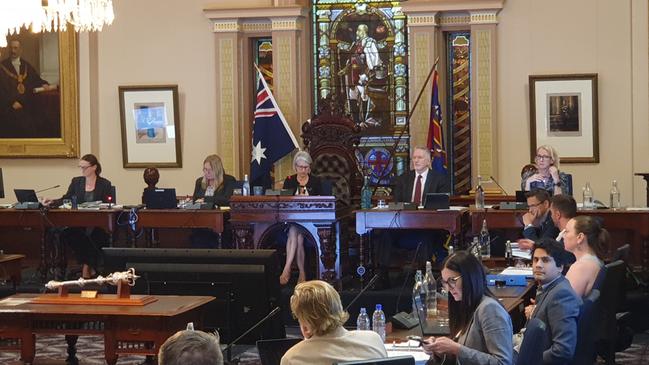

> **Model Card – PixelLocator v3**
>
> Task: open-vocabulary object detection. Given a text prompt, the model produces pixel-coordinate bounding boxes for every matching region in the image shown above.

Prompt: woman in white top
[563,216,609,297]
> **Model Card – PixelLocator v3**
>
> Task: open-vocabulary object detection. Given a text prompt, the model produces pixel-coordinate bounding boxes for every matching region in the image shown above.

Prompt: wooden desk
[134,209,225,246]
[0,254,25,288]
[471,208,649,271]
[355,209,468,243]
[0,294,214,365]
[0,208,120,281]
[229,195,339,282]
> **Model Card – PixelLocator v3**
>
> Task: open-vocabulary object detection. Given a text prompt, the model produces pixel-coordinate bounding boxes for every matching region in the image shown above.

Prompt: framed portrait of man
[0,30,79,158]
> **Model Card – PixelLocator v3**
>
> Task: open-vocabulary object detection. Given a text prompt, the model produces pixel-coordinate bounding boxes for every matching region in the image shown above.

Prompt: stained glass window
[312,0,408,186]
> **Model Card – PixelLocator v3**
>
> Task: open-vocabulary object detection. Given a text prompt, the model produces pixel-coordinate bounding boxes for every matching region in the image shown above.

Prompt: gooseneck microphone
[489,175,509,196]
[36,184,60,193]
[344,273,380,312]
[222,306,281,361]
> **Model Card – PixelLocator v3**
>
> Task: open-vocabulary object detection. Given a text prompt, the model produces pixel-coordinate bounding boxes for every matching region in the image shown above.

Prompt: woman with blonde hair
[281,280,386,365]
[280,151,324,285]
[521,145,570,195]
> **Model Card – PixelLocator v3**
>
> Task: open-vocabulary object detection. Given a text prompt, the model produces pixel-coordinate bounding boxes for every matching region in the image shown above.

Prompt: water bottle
[242,174,250,196]
[412,270,424,316]
[361,176,372,209]
[582,182,593,209]
[505,240,513,266]
[471,236,480,260]
[610,180,621,209]
[480,219,491,258]
[356,307,370,330]
[424,261,437,318]
[372,304,386,342]
[475,175,485,209]
[448,245,455,256]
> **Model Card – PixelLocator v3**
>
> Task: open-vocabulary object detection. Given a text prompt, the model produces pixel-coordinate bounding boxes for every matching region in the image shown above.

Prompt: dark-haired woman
[43,154,113,279]
[563,216,608,297]
[422,251,513,365]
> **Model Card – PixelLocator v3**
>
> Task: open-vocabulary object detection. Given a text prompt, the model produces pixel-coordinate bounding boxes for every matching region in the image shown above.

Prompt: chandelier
[0,0,114,47]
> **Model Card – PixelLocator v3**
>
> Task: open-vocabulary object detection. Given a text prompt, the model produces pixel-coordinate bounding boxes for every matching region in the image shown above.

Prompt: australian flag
[427,68,447,174]
[250,67,299,184]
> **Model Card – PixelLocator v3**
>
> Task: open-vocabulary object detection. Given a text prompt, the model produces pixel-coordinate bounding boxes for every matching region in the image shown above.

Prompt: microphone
[36,184,60,193]
[344,274,380,312]
[222,306,281,361]
[489,175,509,196]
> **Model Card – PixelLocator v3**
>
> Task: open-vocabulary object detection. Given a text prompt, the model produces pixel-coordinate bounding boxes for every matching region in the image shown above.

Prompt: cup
[253,186,264,196]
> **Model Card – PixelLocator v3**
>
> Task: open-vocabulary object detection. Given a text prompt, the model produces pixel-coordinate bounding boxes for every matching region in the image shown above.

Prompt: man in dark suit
[517,189,559,250]
[523,238,581,364]
[374,146,450,288]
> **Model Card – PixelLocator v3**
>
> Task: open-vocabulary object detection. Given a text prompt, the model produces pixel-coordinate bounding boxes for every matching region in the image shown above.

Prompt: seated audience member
[523,238,581,364]
[190,154,236,248]
[548,194,576,243]
[281,280,387,365]
[42,154,113,279]
[521,145,570,196]
[280,151,323,285]
[375,146,450,287]
[517,189,559,250]
[423,251,513,365]
[158,329,223,365]
[563,216,608,297]
[141,167,160,203]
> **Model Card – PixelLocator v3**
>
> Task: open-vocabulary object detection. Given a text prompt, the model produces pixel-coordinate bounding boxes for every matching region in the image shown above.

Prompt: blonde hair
[537,145,560,169]
[201,154,225,191]
[290,280,349,337]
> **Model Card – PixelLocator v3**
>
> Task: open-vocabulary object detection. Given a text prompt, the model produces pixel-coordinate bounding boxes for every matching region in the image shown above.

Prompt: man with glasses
[517,189,559,250]
[519,238,581,364]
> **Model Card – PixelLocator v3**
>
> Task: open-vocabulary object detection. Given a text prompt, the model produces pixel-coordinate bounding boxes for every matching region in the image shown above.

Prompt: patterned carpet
[1,332,648,365]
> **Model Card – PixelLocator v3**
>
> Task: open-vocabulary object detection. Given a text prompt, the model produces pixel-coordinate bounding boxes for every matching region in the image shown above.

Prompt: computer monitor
[334,356,415,365]
[143,188,177,209]
[102,248,284,343]
[0,168,4,199]
[257,338,302,365]
[14,189,38,203]
[423,193,450,210]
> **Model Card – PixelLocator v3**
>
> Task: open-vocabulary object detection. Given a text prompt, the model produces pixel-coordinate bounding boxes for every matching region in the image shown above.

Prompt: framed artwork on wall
[118,85,181,168]
[529,73,599,163]
[0,30,79,158]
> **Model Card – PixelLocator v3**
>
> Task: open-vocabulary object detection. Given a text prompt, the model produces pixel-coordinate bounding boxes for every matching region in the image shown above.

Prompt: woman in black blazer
[280,150,323,285]
[190,154,236,248]
[43,154,113,279]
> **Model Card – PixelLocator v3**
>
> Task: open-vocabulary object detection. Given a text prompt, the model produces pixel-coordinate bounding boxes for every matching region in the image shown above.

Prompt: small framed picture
[118,85,182,167]
[529,74,599,163]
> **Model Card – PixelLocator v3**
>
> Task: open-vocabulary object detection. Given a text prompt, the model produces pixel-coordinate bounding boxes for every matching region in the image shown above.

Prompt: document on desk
[385,341,429,365]
[500,266,534,276]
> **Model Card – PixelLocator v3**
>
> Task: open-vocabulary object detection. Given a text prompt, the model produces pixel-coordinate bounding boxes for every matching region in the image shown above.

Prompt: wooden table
[134,209,226,246]
[470,208,649,271]
[0,254,25,289]
[0,294,214,365]
[0,208,120,281]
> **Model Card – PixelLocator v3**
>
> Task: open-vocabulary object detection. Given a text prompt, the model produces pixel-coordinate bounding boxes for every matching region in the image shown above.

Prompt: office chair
[571,289,600,365]
[595,260,628,365]
[516,318,546,365]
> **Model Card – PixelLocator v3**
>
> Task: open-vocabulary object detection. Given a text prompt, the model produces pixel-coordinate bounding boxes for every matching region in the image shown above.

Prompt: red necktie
[413,175,422,205]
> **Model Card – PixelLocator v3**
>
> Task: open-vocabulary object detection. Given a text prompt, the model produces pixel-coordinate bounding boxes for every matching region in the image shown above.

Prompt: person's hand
[517,238,535,250]
[522,211,535,226]
[12,101,22,110]
[427,337,461,356]
[421,337,436,355]
[524,298,536,320]
[548,165,560,181]
[41,198,53,207]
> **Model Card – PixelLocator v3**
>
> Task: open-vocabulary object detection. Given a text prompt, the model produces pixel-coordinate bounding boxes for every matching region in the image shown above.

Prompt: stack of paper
[385,341,429,365]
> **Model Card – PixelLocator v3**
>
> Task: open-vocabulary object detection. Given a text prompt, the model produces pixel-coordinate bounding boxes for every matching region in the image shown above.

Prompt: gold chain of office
[0,64,27,94]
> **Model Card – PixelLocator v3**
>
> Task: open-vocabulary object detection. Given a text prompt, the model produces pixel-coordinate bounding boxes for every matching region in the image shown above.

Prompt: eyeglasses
[296,164,310,170]
[78,165,92,170]
[441,275,462,289]
[535,155,552,161]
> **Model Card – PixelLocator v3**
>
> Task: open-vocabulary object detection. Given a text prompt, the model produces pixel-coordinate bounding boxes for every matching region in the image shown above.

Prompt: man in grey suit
[524,238,581,364]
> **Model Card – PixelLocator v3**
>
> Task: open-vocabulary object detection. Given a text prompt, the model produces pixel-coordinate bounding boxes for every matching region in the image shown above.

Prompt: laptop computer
[423,193,450,210]
[515,190,527,203]
[334,356,415,365]
[143,188,177,209]
[256,338,301,365]
[14,189,39,203]
[413,294,450,336]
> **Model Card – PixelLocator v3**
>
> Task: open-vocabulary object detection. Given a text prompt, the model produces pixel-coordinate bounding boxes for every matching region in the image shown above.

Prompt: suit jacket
[282,174,323,196]
[56,176,113,206]
[456,296,513,365]
[531,276,582,365]
[393,168,450,203]
[523,213,560,242]
[280,327,387,365]
[192,174,237,206]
